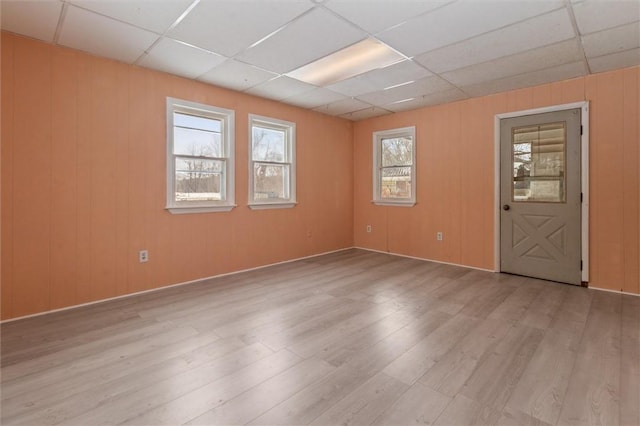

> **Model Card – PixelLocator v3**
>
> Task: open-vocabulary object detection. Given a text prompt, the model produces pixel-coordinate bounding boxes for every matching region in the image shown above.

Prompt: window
[249,114,296,209]
[166,98,235,214]
[373,126,416,206]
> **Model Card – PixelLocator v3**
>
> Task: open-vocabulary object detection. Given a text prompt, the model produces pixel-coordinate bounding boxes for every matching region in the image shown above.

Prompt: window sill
[249,202,297,210]
[372,200,416,207]
[167,205,236,214]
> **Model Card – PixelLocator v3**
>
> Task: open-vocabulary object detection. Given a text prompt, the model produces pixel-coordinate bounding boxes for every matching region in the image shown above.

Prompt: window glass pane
[381,137,412,167]
[512,122,566,202]
[252,126,286,162]
[381,166,412,199]
[175,158,224,201]
[253,163,289,200]
[174,127,221,157]
[174,112,221,132]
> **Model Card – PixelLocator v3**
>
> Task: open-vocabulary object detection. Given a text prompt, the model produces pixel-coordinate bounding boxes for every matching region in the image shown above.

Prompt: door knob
[503,204,510,211]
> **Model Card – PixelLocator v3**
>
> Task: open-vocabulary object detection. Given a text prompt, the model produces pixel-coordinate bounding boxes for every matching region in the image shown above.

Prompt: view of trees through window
[173,112,224,201]
[252,126,288,200]
[381,136,413,199]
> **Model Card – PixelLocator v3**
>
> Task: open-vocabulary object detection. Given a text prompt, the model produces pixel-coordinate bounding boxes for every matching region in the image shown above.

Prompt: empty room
[1,0,639,425]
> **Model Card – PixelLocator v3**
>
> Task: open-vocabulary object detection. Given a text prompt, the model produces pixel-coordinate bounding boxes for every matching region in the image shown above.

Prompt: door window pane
[512,122,566,203]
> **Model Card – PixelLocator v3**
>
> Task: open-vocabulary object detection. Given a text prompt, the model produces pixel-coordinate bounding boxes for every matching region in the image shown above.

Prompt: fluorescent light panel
[287,38,404,86]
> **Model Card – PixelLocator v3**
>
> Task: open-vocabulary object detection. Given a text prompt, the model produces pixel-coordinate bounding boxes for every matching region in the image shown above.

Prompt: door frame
[494,101,590,282]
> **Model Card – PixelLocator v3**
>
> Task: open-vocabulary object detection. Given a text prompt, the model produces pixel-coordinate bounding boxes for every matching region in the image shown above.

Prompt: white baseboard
[0,246,355,324]
[589,286,640,297]
[354,246,495,273]
[5,246,636,324]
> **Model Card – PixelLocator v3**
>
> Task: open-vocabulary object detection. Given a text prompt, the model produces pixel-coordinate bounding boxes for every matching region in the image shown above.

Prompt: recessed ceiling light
[287,38,404,87]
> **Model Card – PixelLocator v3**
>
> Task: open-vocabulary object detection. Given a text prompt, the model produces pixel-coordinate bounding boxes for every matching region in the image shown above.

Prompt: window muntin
[249,115,296,209]
[373,126,416,206]
[167,98,235,213]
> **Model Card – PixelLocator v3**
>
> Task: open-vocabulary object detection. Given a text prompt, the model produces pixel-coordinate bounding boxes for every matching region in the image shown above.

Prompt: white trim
[580,103,590,283]
[372,201,416,207]
[355,246,495,272]
[494,101,589,282]
[248,114,297,208]
[8,244,636,323]
[372,126,416,206]
[589,286,640,297]
[166,97,236,214]
[167,205,236,214]
[248,202,297,210]
[0,247,354,324]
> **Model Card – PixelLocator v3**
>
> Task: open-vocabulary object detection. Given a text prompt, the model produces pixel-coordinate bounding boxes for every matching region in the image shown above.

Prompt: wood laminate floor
[1,249,638,425]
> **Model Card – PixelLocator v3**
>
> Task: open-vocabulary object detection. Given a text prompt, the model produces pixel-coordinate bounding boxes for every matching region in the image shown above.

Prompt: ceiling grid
[2,0,638,120]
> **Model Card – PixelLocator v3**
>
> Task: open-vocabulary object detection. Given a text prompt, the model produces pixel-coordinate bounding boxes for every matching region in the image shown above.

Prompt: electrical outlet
[366,225,372,233]
[436,232,443,241]
[139,250,149,263]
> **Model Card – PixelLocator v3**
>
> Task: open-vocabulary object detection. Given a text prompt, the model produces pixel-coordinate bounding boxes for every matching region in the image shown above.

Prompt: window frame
[166,97,235,214]
[372,126,416,207]
[248,114,297,210]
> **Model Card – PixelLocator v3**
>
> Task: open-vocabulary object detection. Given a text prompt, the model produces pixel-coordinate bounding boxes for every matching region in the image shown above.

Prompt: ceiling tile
[139,38,226,79]
[327,59,432,97]
[313,98,372,116]
[588,47,640,73]
[1,0,62,43]
[462,61,586,97]
[356,75,453,105]
[572,0,640,35]
[325,73,379,97]
[58,5,159,63]
[282,87,347,109]
[415,9,575,74]
[323,0,452,34]
[442,38,583,87]
[168,0,312,57]
[235,8,367,74]
[339,107,393,121]
[197,60,278,91]
[581,21,640,58]
[338,106,393,121]
[377,0,565,57]
[246,76,318,101]
[68,0,192,33]
[383,88,468,112]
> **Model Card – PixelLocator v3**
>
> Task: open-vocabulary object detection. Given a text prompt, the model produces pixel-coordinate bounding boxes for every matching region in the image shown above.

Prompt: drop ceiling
[2,0,639,121]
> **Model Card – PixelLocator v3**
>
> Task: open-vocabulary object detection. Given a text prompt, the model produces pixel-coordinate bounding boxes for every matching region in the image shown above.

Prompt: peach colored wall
[2,33,638,321]
[354,66,639,295]
[1,33,354,320]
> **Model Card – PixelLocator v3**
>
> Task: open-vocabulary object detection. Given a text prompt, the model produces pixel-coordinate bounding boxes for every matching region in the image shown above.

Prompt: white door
[500,109,582,285]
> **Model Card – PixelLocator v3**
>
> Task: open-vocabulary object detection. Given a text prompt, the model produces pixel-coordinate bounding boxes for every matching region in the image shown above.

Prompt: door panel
[500,109,581,285]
